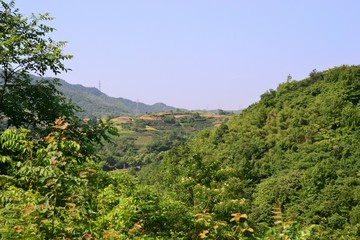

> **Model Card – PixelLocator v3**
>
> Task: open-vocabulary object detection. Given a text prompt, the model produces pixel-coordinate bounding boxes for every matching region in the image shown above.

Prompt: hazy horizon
[14,0,360,110]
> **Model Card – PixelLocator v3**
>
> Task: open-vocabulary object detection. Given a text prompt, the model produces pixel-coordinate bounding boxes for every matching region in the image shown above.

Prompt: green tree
[0,120,117,239]
[0,0,74,129]
[0,2,119,238]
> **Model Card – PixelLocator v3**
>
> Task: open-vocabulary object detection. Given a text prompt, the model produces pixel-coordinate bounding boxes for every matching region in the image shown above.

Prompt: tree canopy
[138,65,360,239]
[0,0,74,129]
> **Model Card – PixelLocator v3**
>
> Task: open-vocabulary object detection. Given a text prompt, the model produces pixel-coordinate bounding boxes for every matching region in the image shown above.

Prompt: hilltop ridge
[56,79,178,117]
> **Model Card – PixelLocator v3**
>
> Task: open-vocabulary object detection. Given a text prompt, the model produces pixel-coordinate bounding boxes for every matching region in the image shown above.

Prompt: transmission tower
[135,99,139,116]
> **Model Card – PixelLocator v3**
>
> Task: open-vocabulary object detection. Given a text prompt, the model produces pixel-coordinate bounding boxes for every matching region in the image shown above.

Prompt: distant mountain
[57,79,177,118]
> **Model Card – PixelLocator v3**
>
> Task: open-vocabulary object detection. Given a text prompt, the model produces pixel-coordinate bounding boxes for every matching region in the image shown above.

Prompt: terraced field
[100,111,232,170]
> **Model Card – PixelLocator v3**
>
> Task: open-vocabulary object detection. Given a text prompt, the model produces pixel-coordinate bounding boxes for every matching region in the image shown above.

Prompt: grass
[135,135,154,146]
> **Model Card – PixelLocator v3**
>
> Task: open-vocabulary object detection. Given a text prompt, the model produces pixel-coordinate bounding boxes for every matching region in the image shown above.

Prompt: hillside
[137,65,360,238]
[57,79,177,117]
[100,111,230,170]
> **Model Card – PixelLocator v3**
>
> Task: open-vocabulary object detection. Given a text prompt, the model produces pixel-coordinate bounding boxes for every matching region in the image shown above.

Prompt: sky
[12,0,360,110]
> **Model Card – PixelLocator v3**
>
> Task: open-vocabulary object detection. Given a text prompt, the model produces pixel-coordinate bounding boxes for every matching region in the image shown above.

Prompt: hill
[99,111,231,170]
[137,65,360,238]
[57,79,178,117]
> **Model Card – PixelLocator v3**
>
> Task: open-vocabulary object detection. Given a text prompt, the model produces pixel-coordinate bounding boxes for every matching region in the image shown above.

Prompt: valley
[1,1,359,238]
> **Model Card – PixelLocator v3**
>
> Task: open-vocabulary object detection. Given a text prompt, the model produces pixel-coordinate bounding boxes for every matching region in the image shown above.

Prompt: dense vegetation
[1,1,360,239]
[137,66,360,239]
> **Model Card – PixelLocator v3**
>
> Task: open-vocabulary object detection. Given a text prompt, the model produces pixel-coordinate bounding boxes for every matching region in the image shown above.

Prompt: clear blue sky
[13,0,360,110]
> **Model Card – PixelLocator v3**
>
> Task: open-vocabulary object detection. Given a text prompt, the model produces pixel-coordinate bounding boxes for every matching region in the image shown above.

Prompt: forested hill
[57,79,177,117]
[139,65,360,238]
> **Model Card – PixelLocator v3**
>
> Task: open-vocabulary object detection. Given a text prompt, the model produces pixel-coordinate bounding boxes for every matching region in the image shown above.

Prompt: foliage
[0,0,75,129]
[137,65,360,239]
